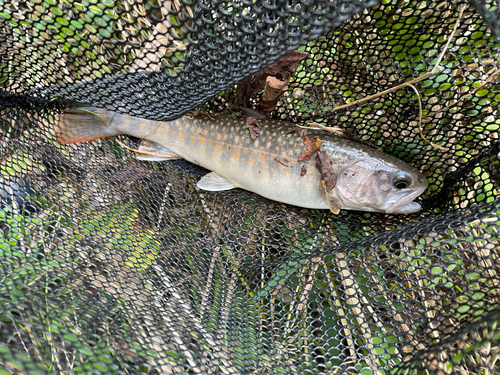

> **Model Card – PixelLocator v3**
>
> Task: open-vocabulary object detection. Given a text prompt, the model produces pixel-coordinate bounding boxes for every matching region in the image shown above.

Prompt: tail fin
[55,106,120,144]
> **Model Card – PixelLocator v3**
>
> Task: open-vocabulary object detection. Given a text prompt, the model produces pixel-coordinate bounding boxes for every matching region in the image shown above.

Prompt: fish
[55,106,428,214]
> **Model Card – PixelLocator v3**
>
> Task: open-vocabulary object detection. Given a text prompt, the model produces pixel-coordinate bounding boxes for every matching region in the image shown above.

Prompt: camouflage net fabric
[1,0,500,373]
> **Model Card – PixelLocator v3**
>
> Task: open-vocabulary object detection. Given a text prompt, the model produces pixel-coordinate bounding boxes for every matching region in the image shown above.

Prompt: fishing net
[1,0,500,373]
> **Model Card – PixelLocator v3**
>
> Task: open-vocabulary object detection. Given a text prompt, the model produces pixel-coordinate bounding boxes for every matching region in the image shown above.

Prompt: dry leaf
[320,180,341,214]
[298,137,322,162]
[246,117,260,140]
[300,165,307,176]
[236,50,309,107]
[255,99,280,116]
[315,150,337,191]
[316,150,340,214]
[263,76,288,101]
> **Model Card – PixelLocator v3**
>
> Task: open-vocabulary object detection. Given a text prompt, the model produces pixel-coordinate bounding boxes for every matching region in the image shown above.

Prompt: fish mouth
[382,189,425,214]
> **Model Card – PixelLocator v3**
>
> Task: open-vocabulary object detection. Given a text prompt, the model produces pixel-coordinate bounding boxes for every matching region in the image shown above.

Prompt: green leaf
[431,266,443,275]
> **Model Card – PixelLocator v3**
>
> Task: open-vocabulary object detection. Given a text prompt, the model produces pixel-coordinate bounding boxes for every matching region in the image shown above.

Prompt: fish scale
[56,107,428,214]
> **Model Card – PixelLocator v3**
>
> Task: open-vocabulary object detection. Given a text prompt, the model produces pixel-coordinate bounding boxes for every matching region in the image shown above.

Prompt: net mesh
[1,0,500,373]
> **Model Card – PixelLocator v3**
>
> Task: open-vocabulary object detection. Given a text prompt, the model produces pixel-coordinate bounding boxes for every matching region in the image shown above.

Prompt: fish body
[56,108,428,214]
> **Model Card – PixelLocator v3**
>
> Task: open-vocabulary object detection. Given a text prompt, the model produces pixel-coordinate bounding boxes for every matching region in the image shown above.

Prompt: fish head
[334,159,428,214]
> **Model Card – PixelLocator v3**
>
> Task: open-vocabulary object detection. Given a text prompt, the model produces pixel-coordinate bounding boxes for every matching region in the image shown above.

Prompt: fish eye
[393,171,412,189]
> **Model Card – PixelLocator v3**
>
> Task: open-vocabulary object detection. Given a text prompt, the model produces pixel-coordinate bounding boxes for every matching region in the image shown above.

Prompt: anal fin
[197,172,238,191]
[136,140,182,161]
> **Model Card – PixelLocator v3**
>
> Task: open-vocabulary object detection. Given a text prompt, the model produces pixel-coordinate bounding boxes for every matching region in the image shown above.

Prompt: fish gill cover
[0,0,499,374]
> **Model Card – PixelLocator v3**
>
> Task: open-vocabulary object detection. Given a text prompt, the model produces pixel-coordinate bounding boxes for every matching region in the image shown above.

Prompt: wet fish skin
[56,107,428,214]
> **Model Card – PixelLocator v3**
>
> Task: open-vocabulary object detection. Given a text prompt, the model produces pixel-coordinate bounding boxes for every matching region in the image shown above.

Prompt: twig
[150,265,235,373]
[436,66,500,114]
[335,252,381,373]
[331,4,466,150]
[296,257,322,311]
[331,71,438,113]
[296,123,346,137]
[407,83,447,151]
[431,4,466,74]
[155,185,171,232]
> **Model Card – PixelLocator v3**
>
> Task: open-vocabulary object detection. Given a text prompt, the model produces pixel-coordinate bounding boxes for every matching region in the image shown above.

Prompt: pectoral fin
[197,172,238,191]
[136,140,182,161]
[320,180,341,214]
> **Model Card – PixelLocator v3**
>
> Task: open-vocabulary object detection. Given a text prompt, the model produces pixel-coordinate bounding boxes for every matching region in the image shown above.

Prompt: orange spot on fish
[226,145,230,150]
[249,158,254,165]
[209,140,213,145]
[190,136,195,141]
[260,155,265,162]
[216,146,221,153]
[163,124,169,130]
[234,152,239,159]
[217,134,221,140]
[172,131,176,135]
[243,148,248,154]
[200,138,206,144]
[223,158,226,163]
[180,133,185,139]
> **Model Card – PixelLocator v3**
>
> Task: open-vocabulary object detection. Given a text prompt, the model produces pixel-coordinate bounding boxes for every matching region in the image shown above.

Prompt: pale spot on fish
[249,158,254,165]
[172,131,176,135]
[217,134,221,140]
[190,136,195,141]
[180,133,185,139]
[243,148,248,154]
[209,140,213,145]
